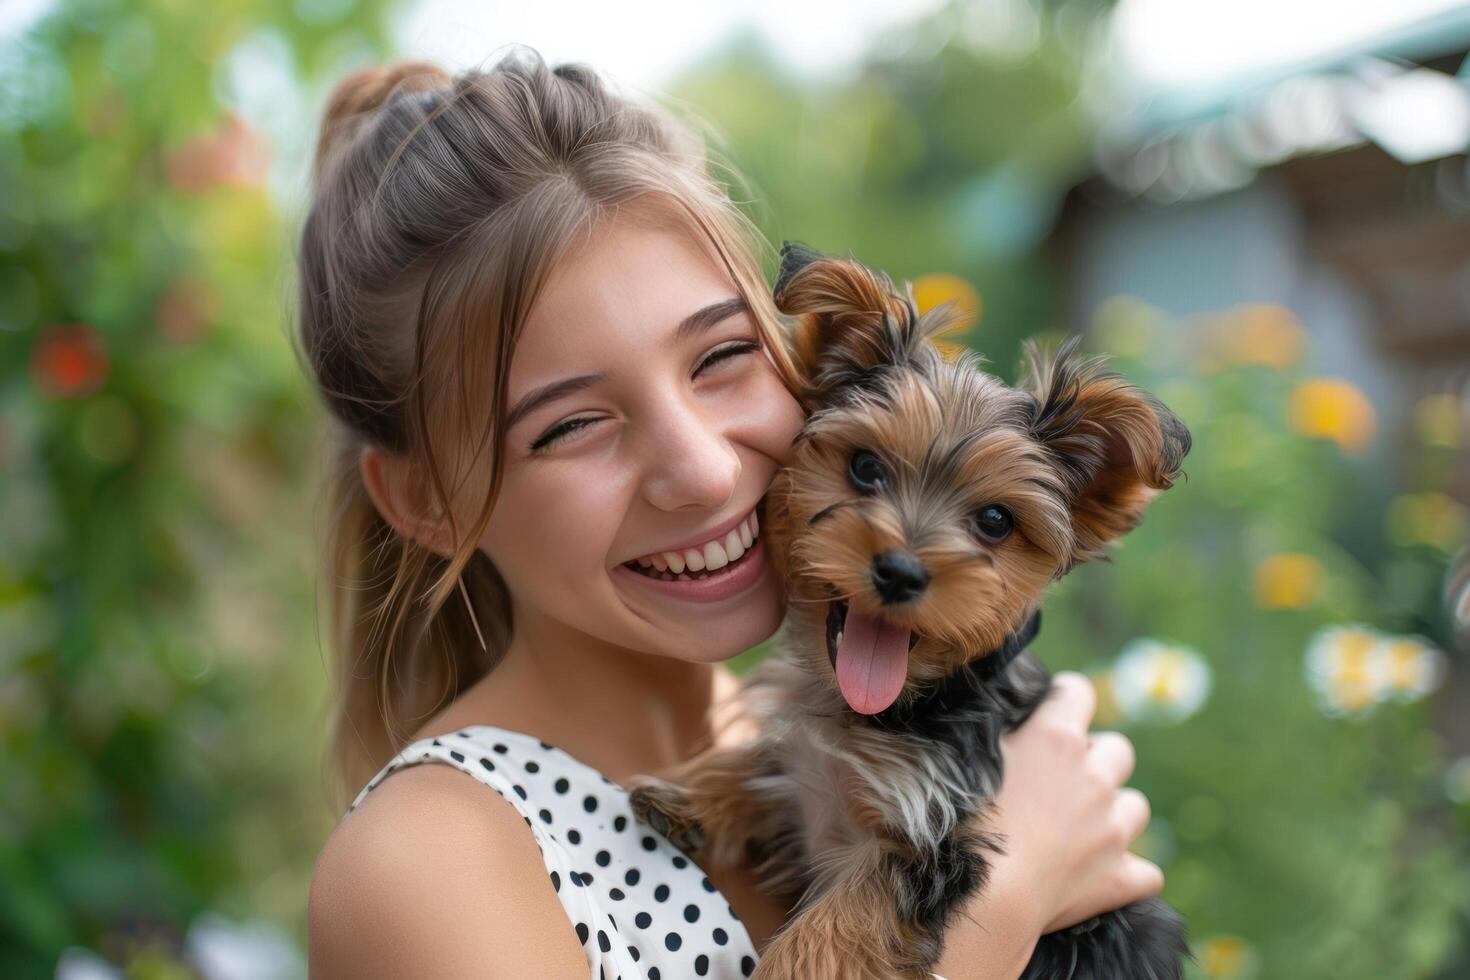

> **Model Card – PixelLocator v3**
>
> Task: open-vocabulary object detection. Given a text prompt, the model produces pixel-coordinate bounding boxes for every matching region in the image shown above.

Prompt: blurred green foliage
[1,0,1466,978]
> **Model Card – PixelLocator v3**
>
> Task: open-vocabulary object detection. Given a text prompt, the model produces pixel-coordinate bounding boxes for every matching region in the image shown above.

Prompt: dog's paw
[629,781,707,853]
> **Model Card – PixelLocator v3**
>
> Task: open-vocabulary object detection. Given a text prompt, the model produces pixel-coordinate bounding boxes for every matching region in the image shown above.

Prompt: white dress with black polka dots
[344,725,760,980]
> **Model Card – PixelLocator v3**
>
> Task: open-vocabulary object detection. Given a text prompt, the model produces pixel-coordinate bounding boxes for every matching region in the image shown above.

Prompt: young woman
[302,46,1163,979]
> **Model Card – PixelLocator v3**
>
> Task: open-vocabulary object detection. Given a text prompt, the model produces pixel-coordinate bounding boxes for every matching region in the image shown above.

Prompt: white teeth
[634,511,761,577]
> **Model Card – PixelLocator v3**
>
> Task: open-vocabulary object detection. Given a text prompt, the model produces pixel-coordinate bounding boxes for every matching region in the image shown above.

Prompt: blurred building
[1048,6,1470,496]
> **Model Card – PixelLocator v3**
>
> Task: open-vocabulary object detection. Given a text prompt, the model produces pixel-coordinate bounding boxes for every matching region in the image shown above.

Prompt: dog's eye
[848,450,887,494]
[973,504,1014,543]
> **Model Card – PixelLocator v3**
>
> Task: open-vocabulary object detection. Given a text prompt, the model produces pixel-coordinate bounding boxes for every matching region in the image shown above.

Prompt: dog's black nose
[871,551,930,605]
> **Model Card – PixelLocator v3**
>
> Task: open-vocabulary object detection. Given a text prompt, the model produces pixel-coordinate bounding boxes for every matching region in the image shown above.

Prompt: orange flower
[31,324,108,399]
[1288,378,1376,453]
[911,273,981,362]
[1216,304,1304,369]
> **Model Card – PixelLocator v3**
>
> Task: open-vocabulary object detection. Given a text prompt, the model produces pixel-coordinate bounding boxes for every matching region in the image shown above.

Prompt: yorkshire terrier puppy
[630,242,1194,980]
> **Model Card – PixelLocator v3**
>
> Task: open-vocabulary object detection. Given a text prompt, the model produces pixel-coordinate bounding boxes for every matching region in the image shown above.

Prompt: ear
[1020,335,1191,564]
[359,445,457,560]
[773,240,950,397]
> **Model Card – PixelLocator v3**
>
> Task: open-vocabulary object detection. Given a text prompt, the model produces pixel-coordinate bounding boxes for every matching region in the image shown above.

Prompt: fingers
[1117,852,1165,902]
[1087,730,1136,786]
[1040,671,1096,735]
[1112,786,1151,845]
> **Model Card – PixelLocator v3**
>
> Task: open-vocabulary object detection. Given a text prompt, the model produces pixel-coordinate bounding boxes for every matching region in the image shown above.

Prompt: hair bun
[313,60,450,185]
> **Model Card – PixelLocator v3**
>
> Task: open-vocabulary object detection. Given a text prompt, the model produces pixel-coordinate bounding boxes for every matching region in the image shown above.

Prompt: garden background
[2,0,1468,977]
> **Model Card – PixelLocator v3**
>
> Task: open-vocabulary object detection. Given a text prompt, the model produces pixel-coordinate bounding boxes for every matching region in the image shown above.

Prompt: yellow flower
[1388,492,1469,551]
[1197,933,1259,978]
[1252,553,1324,609]
[911,273,981,362]
[1414,393,1463,448]
[1288,378,1376,453]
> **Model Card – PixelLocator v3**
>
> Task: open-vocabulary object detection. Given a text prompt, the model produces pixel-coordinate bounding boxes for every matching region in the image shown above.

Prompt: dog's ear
[1020,335,1191,565]
[773,240,951,397]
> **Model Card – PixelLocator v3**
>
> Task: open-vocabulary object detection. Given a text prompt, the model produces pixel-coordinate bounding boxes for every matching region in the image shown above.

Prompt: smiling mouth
[623,510,760,583]
[824,597,921,670]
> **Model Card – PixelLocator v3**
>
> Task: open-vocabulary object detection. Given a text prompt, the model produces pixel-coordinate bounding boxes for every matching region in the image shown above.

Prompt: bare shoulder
[309,762,588,980]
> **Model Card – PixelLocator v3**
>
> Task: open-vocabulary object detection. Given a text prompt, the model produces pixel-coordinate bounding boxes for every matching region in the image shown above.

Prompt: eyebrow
[506,296,752,428]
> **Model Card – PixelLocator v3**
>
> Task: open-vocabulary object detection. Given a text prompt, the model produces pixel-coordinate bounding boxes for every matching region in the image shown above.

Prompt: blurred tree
[0,0,396,975]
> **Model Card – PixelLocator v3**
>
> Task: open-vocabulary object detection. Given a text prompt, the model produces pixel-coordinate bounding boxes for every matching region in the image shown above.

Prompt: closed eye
[526,337,758,455]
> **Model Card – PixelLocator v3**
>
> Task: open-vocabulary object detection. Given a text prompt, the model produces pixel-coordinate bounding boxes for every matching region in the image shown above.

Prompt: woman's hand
[933,671,1163,979]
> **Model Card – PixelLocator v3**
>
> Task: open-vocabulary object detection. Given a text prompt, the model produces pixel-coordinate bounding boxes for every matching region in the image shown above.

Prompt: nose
[871,551,930,605]
[641,399,741,512]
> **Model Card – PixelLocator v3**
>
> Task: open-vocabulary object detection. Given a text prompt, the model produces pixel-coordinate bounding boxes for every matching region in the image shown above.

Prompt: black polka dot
[449,750,465,763]
[702,875,716,892]
[539,739,553,750]
[554,777,570,793]
[608,914,617,930]
[713,927,727,945]
[583,794,599,813]
[695,954,710,976]
[550,871,561,892]
[634,912,652,929]
[741,955,755,976]
[430,738,441,746]
[597,929,611,952]
[494,743,508,754]
[613,815,627,832]
[609,887,625,900]
[539,808,553,824]
[654,884,669,902]
[683,903,700,923]
[595,849,611,867]
[525,760,540,773]
[575,922,588,944]
[579,870,594,884]
[512,784,527,800]
[568,829,582,845]
[664,932,682,951]
[624,868,641,886]
[648,969,660,980]
[479,757,495,772]
[628,945,640,962]
[672,855,687,869]
[641,836,657,851]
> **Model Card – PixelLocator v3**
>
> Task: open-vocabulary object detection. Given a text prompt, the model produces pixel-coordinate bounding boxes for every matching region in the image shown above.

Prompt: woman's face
[478,214,806,664]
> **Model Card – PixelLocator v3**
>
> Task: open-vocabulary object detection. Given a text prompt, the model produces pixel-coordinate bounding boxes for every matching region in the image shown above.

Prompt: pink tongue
[835,605,911,714]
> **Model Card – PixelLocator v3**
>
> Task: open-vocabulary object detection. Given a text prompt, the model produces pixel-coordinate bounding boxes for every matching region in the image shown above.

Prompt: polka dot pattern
[344,725,759,979]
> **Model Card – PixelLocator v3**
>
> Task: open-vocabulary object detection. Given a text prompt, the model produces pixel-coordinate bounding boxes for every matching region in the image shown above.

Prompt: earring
[458,575,488,652]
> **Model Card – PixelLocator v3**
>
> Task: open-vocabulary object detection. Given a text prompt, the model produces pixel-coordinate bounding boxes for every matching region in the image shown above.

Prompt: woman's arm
[309,763,590,979]
[934,672,1164,980]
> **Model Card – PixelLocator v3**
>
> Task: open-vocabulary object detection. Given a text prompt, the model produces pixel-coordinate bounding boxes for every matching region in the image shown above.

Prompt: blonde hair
[293,45,801,806]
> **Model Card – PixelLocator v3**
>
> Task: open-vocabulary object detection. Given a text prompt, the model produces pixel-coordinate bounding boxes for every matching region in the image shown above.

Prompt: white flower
[185,911,304,980]
[1304,625,1385,717]
[1304,625,1449,717]
[1110,639,1211,723]
[1373,634,1448,701]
